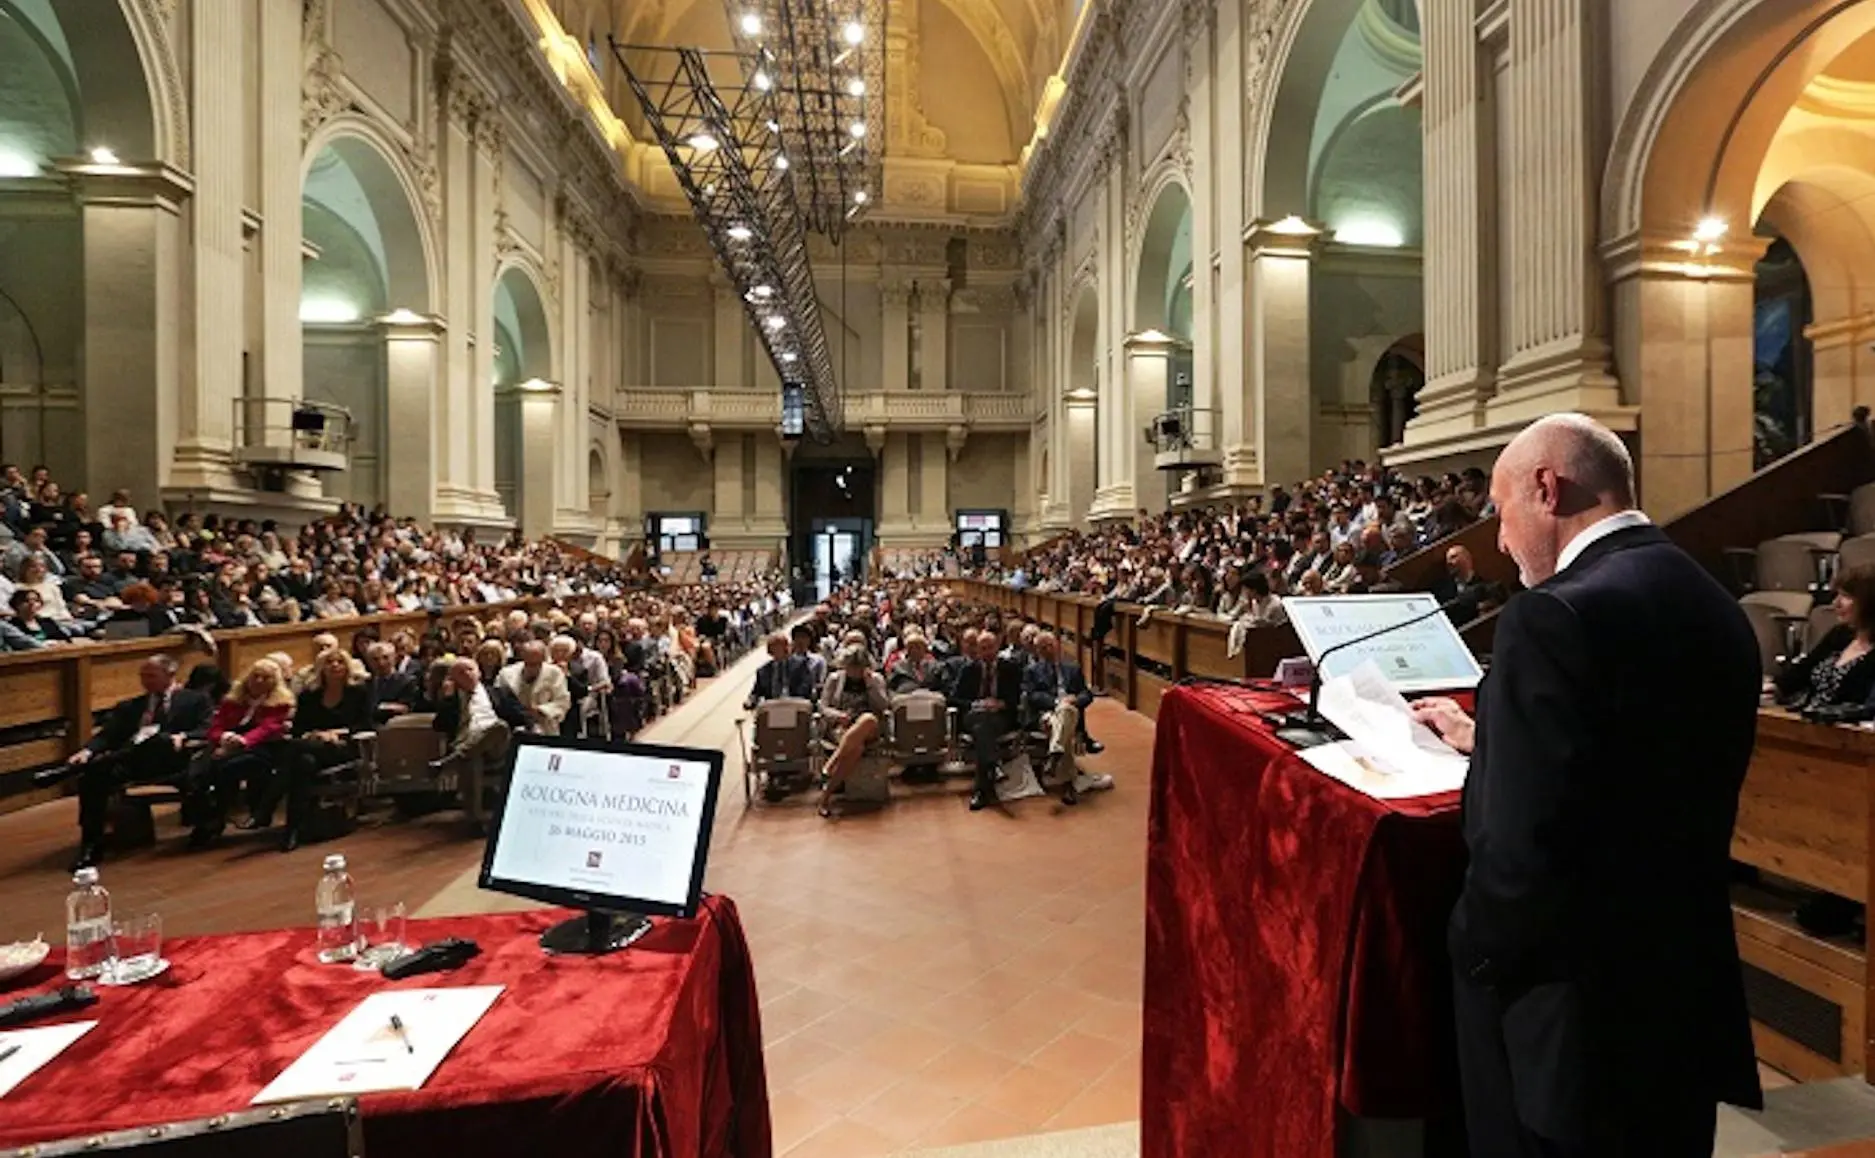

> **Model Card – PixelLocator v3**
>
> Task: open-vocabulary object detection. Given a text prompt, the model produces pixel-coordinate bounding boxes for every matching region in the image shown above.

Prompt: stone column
[67,165,190,505]
[922,431,950,532]
[1245,218,1321,489]
[1810,317,1875,429]
[381,314,445,522]
[1063,390,1097,526]
[916,278,951,391]
[173,0,246,492]
[1214,0,1251,488]
[256,0,301,405]
[515,382,559,538]
[1492,0,1621,416]
[1407,0,1495,443]
[438,78,477,515]
[712,272,745,389]
[879,431,912,541]
[750,434,787,541]
[1184,4,1218,430]
[1125,333,1176,515]
[1607,236,1762,517]
[466,117,501,510]
[881,280,911,391]
[1089,134,1135,521]
[560,237,589,521]
[713,430,746,535]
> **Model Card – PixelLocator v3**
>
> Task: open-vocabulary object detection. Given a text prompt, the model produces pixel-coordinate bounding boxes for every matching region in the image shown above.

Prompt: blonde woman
[274,648,372,853]
[187,658,295,848]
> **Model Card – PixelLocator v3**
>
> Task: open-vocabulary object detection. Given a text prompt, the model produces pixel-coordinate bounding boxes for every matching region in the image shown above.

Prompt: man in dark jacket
[1413,414,1760,1156]
[947,629,1025,812]
[58,654,212,870]
[745,633,812,709]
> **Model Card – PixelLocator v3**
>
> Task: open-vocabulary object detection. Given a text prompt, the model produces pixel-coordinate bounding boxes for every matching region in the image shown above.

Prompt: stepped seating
[655,549,776,586]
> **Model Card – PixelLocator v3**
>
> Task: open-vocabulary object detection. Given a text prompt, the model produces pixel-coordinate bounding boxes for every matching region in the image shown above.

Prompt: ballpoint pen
[0,1042,20,1064]
[388,1014,414,1054]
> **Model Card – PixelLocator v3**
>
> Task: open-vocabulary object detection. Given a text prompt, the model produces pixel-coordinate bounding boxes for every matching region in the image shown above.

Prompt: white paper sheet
[1307,659,1469,799]
[0,1021,96,1098]
[252,986,502,1104]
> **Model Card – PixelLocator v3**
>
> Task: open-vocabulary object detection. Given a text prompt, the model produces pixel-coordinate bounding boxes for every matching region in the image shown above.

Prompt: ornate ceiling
[536,0,1064,222]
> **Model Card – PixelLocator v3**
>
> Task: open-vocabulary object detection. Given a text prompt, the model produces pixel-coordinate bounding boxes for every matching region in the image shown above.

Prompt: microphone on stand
[1274,597,1465,748]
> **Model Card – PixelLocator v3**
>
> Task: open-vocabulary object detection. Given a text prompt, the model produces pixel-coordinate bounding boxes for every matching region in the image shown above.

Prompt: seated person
[1022,632,1112,805]
[789,623,828,696]
[497,639,571,735]
[610,641,652,739]
[885,630,941,694]
[430,657,512,833]
[187,657,294,847]
[266,647,372,853]
[473,639,534,731]
[817,645,889,818]
[1772,567,1875,937]
[9,587,72,645]
[363,641,416,720]
[1431,545,1497,625]
[1775,566,1875,711]
[63,655,212,870]
[746,632,813,709]
[947,629,1025,812]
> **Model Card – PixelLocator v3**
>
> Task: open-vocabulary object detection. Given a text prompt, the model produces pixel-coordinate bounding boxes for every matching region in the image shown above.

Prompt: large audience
[13,460,792,870]
[975,461,1506,625]
[0,466,661,649]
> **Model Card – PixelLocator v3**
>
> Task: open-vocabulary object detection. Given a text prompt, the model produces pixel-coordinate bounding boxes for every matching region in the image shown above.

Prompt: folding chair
[888,690,952,783]
[737,696,817,806]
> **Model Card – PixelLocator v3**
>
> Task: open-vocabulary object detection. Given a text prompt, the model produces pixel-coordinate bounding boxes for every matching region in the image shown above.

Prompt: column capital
[376,309,448,340]
[1244,216,1326,258]
[880,279,914,308]
[55,159,194,211]
[1600,229,1772,285]
[945,424,968,461]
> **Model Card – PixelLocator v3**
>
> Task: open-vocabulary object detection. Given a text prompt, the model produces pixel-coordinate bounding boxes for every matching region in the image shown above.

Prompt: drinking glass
[107,913,162,983]
[355,902,408,970]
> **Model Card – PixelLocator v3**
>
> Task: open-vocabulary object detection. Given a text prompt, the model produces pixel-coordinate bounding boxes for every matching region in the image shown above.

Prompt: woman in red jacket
[185,657,295,848]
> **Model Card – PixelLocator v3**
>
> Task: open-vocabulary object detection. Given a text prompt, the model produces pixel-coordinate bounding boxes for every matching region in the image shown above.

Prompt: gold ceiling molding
[1795,72,1875,120]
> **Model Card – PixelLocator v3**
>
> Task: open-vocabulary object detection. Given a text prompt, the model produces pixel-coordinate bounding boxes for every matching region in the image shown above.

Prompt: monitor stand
[539,909,652,956]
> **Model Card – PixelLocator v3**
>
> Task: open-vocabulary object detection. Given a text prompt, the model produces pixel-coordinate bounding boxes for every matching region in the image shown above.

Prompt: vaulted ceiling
[547,0,1065,166]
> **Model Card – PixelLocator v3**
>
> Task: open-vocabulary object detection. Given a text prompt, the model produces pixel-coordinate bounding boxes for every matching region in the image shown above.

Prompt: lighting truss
[727,0,885,241]
[618,43,841,440]
[613,2,882,443]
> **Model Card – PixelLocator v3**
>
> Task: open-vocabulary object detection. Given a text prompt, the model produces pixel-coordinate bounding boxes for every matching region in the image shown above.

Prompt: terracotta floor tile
[972,1063,1088,1128]
[906,1100,1034,1151]
[918,1042,1024,1104]
[787,1047,907,1106]
[852,1019,958,1072]
[769,1086,847,1153]
[782,1117,900,1158]
[1028,1030,1135,1087]
[846,1078,972,1146]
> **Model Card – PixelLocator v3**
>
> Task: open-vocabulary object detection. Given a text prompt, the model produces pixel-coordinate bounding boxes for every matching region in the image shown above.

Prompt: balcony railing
[1148,405,1221,470]
[232,397,353,474]
[612,388,1037,431]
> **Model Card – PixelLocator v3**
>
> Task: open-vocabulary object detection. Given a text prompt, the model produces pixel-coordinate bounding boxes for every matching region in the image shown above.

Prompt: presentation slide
[1283,594,1483,692]
[489,745,713,909]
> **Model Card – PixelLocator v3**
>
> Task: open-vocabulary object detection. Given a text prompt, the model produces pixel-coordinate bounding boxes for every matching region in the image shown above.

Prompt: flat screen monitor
[1281,593,1484,694]
[479,734,725,953]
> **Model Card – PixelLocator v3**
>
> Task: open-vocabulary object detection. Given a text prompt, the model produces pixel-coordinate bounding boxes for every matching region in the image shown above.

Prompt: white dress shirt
[1555,509,1652,575]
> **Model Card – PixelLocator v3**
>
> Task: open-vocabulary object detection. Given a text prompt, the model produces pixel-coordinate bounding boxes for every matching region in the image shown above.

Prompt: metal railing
[1147,405,1220,468]
[232,397,354,473]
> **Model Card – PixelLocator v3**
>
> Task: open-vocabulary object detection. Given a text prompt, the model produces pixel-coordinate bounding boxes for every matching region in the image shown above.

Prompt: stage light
[847,78,865,96]
[781,352,798,362]
[739,12,762,35]
[765,315,787,331]
[1693,217,1728,245]
[853,189,869,204]
[751,284,775,298]
[687,133,720,153]
[88,146,119,166]
[775,155,790,170]
[726,224,754,241]
[842,20,864,45]
[849,121,867,138]
[766,119,780,133]
[754,70,772,91]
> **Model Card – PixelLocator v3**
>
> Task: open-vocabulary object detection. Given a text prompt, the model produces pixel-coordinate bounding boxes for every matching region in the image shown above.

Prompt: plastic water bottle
[65,867,113,980]
[315,854,358,964]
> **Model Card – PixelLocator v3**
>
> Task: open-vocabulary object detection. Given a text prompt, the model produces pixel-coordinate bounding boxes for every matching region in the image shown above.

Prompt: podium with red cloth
[1143,684,1468,1158]
[0,897,770,1158]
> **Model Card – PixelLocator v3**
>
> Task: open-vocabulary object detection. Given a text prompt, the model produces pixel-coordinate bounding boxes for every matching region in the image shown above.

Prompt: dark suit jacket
[1456,524,1761,1134]
[86,687,213,756]
[746,656,813,707]
[1022,658,1093,722]
[947,653,1024,715]
[1773,624,1875,708]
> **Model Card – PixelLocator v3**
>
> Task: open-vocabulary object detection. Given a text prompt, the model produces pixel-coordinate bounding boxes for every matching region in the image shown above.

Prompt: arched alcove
[301,130,435,509]
[588,444,609,521]
[1607,2,1875,509]
[493,265,554,522]
[1064,280,1100,525]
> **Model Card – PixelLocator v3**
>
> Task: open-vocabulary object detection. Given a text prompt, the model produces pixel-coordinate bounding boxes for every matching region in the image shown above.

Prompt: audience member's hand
[1410,697,1475,754]
[68,748,91,766]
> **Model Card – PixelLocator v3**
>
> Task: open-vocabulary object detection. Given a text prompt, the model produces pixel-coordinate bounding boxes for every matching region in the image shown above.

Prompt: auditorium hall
[8,0,1875,1155]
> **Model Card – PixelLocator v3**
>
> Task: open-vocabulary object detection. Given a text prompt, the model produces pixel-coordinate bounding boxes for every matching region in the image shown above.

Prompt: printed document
[1303,660,1469,799]
[253,986,502,1103]
[0,1021,95,1098]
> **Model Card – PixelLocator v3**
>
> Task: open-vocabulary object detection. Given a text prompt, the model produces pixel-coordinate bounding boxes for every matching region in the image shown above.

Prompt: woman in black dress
[1775,565,1875,710]
[274,647,371,852]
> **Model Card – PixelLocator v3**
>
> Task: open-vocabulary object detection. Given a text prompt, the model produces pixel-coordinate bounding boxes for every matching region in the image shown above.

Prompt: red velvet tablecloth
[1142,685,1467,1158]
[0,896,771,1158]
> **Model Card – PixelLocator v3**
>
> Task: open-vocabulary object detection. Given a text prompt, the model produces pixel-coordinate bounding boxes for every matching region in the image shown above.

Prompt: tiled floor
[0,642,1153,1158]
